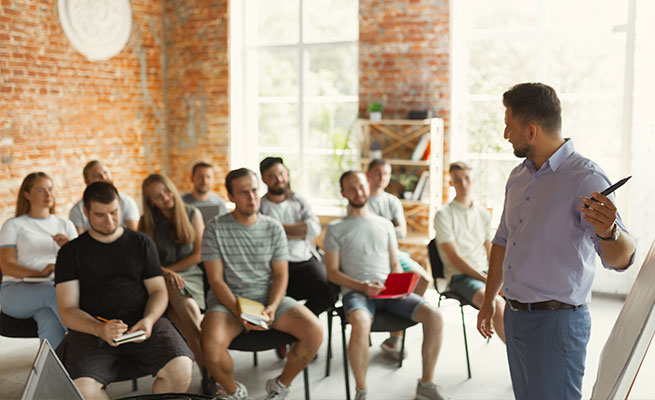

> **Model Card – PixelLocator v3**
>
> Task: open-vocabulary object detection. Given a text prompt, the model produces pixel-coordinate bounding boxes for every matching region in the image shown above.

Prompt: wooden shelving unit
[355,119,444,265]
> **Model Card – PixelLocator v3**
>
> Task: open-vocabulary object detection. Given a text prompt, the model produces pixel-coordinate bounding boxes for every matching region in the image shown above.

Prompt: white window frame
[231,0,359,209]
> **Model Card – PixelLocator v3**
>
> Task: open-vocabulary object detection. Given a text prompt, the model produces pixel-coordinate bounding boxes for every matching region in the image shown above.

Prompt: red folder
[373,272,419,299]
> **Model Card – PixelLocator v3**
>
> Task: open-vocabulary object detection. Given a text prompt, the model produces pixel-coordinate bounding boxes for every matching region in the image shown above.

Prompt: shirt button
[513,242,516,246]
[526,196,530,201]
[519,219,523,223]
[508,265,512,269]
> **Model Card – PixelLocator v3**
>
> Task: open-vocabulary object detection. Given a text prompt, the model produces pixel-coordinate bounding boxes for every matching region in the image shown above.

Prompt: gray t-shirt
[323,214,398,295]
[69,192,140,232]
[259,193,320,263]
[368,192,406,239]
[201,213,289,302]
[182,192,229,223]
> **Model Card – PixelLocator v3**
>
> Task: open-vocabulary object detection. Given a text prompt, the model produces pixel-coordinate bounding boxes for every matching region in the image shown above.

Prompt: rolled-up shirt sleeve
[577,173,634,271]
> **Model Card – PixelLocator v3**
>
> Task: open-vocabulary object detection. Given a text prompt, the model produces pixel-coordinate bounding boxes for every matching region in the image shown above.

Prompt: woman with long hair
[138,174,207,389]
[0,172,77,347]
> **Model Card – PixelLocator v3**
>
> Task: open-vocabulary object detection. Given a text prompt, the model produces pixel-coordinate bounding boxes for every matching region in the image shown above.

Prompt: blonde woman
[138,174,208,390]
[0,172,77,347]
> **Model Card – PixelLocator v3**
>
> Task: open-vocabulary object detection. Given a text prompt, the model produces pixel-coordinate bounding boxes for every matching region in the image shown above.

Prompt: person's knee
[74,377,104,398]
[158,356,193,389]
[417,304,443,328]
[348,311,372,336]
[493,296,505,314]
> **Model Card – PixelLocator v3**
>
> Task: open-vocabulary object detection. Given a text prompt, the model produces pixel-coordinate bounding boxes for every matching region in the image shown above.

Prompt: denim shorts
[449,274,486,304]
[342,290,425,322]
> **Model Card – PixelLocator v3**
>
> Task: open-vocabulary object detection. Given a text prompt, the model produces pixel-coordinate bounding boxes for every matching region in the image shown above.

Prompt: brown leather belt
[508,299,583,311]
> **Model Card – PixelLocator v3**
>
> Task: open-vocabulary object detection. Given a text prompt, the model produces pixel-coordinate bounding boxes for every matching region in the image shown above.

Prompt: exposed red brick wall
[359,0,451,202]
[0,0,166,221]
[163,1,230,198]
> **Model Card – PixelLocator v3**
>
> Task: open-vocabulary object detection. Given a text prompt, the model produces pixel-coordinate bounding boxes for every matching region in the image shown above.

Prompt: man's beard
[348,198,367,208]
[195,186,209,195]
[89,222,119,237]
[513,143,529,158]
[268,182,290,196]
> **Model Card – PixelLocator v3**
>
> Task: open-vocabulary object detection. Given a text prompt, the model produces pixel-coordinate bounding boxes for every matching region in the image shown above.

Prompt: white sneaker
[354,388,367,400]
[265,377,290,400]
[223,381,248,400]
[380,336,407,360]
[415,380,446,400]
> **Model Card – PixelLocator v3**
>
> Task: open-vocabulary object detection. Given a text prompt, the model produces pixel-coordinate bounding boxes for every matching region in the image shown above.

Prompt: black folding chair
[228,329,311,400]
[330,305,417,400]
[427,238,478,379]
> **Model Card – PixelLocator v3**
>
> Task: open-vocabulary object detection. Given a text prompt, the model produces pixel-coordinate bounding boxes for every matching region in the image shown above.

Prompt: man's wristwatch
[597,223,620,241]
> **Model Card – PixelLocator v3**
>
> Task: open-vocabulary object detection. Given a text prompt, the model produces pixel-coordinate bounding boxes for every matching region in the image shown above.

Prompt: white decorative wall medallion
[57,0,132,61]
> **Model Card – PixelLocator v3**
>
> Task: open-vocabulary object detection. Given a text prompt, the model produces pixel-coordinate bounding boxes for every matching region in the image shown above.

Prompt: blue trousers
[0,281,66,348]
[504,302,591,400]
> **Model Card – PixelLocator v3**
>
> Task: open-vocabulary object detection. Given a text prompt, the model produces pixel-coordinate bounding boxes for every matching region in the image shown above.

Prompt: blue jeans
[504,302,591,400]
[0,281,66,348]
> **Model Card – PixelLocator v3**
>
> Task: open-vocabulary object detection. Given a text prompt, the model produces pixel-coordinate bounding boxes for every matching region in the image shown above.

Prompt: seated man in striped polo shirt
[200,168,323,400]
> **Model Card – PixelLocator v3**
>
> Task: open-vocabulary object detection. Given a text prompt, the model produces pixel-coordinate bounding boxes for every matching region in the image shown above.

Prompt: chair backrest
[427,238,445,280]
[428,238,450,295]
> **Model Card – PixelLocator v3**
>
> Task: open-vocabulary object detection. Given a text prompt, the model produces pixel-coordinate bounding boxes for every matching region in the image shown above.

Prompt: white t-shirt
[0,214,78,282]
[434,200,492,281]
[323,214,397,295]
[259,193,321,262]
[69,192,140,232]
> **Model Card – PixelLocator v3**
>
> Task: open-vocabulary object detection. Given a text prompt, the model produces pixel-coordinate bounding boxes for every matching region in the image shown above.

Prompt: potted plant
[368,101,383,122]
[392,167,419,199]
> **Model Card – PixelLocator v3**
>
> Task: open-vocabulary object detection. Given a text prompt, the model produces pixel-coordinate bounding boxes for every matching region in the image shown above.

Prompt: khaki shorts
[206,291,300,328]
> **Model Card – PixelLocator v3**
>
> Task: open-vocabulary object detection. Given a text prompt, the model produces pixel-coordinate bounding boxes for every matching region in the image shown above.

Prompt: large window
[231,0,359,210]
[452,0,630,227]
[452,0,655,294]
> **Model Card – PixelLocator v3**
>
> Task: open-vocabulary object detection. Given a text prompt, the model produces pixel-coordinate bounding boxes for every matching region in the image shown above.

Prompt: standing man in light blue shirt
[477,83,636,400]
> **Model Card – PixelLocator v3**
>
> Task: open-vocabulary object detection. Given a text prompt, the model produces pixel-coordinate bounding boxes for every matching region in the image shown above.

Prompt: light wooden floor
[2,291,655,400]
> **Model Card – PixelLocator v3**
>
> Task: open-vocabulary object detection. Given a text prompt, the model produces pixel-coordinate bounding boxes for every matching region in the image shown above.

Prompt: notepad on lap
[237,297,270,329]
[373,272,419,299]
[22,277,52,283]
[112,330,146,345]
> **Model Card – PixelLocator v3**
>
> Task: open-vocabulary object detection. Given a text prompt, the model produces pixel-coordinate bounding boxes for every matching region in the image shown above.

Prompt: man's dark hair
[339,170,363,190]
[225,168,256,195]
[367,158,389,172]
[191,162,213,177]
[449,161,471,173]
[259,156,284,176]
[82,160,102,181]
[503,83,562,134]
[83,181,119,211]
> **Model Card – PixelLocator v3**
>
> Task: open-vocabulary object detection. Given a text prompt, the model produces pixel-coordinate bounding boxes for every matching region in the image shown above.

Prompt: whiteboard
[591,241,655,399]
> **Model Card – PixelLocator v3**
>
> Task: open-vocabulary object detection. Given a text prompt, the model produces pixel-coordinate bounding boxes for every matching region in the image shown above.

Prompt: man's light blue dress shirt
[493,139,634,305]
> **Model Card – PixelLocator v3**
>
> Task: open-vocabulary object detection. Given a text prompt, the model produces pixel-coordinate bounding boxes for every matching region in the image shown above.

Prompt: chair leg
[460,305,472,379]
[341,314,351,400]
[326,308,333,377]
[131,378,138,392]
[253,351,258,367]
[303,366,310,400]
[399,329,407,368]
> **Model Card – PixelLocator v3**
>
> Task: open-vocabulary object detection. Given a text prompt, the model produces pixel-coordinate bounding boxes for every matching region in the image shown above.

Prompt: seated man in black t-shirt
[55,182,194,399]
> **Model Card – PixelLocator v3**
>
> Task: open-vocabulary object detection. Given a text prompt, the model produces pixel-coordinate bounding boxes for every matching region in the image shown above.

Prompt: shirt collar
[521,138,574,174]
[451,199,474,211]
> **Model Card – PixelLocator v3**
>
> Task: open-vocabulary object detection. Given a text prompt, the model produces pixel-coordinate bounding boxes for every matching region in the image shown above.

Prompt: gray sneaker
[265,377,290,400]
[223,381,248,400]
[354,388,367,400]
[415,380,445,400]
